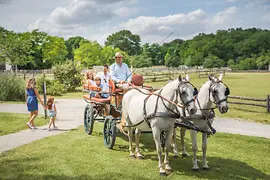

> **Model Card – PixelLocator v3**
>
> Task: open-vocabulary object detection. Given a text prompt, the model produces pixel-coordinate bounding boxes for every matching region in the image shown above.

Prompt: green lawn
[0,123,269,180]
[0,112,48,136]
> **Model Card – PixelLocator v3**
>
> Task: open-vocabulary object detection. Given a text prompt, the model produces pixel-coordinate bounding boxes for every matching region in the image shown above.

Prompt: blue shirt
[110,63,132,83]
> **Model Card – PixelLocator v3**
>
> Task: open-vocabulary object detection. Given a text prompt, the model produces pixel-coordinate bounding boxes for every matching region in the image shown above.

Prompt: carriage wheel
[84,103,95,135]
[103,115,116,149]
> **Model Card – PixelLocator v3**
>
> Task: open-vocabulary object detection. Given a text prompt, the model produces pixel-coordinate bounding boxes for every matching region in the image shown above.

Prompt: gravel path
[0,99,269,153]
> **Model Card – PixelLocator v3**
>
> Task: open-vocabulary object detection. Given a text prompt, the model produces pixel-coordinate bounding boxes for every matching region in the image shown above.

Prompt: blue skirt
[27,96,38,112]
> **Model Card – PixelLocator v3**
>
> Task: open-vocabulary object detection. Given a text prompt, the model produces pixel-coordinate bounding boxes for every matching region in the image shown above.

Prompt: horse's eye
[182,91,186,94]
[213,90,217,94]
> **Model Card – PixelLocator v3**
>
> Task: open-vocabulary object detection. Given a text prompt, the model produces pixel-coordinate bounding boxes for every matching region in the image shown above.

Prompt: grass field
[0,123,269,180]
[0,113,47,136]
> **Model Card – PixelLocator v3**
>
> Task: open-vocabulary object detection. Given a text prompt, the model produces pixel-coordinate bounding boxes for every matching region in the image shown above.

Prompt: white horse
[121,74,198,176]
[172,74,230,170]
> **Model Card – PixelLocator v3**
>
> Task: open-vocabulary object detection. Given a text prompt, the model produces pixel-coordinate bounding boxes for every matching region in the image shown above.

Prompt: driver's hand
[119,80,125,84]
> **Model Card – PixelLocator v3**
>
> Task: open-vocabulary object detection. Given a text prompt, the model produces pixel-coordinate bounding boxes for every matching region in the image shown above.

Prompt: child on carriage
[90,76,110,99]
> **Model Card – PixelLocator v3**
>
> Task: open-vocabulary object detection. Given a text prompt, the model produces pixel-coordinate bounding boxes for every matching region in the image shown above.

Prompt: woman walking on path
[25,78,45,129]
[47,96,57,131]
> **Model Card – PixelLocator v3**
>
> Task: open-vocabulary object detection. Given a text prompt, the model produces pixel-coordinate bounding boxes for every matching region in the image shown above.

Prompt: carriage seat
[83,95,111,103]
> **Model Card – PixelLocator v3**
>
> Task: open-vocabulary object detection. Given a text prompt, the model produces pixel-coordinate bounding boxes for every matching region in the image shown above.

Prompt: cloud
[114,7,138,17]
[119,9,207,37]
[210,7,237,25]
[0,0,12,4]
[262,13,270,22]
[28,0,118,36]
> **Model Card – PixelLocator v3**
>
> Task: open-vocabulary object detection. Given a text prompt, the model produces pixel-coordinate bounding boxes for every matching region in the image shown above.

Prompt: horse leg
[127,127,135,158]
[152,128,166,176]
[171,128,179,158]
[180,128,188,157]
[202,132,209,169]
[135,128,144,159]
[164,128,174,172]
[190,130,199,170]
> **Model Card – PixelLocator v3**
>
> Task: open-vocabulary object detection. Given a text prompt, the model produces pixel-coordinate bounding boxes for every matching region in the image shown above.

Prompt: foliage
[235,57,257,70]
[0,74,25,101]
[203,54,225,68]
[42,36,68,64]
[65,36,86,60]
[256,51,270,70]
[1,27,270,70]
[105,30,142,56]
[74,40,102,67]
[0,28,33,67]
[53,61,82,92]
[36,76,66,96]
[132,53,152,68]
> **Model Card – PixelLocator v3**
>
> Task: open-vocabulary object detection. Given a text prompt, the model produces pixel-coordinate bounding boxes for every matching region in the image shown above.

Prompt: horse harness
[178,80,230,136]
[141,81,197,127]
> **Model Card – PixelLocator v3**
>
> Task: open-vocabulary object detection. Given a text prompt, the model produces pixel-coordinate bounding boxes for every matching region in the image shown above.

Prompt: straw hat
[115,52,123,58]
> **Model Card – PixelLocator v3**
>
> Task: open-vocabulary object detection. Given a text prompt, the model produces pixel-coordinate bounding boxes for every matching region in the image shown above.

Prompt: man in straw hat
[110,52,132,84]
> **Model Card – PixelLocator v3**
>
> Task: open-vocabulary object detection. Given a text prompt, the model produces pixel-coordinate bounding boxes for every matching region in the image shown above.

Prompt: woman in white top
[86,71,96,86]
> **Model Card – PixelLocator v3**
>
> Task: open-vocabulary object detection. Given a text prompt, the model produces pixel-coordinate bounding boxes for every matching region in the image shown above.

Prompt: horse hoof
[173,155,178,159]
[166,169,173,174]
[192,168,199,171]
[129,155,136,158]
[137,156,144,160]
[182,154,188,158]
[203,167,210,170]
[159,172,167,176]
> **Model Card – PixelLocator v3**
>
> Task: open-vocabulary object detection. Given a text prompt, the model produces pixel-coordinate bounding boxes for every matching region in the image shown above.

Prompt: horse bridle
[209,80,230,106]
[175,81,198,107]
[142,80,198,122]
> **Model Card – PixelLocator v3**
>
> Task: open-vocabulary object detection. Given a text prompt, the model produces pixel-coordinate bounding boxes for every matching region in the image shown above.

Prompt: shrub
[53,61,82,92]
[0,74,25,101]
[36,76,66,96]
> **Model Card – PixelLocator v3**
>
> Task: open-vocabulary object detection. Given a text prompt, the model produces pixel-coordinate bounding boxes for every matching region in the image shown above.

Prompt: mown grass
[0,123,269,180]
[0,112,47,136]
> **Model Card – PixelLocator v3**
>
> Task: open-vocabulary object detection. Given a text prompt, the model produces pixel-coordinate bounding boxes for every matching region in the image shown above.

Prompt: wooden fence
[228,95,270,113]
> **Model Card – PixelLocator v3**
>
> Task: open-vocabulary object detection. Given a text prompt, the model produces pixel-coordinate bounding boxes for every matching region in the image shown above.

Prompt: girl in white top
[46,96,57,131]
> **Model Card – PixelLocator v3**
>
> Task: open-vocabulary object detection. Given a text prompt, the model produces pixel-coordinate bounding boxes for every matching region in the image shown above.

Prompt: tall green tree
[105,30,141,56]
[43,36,68,64]
[65,36,86,60]
[74,40,102,68]
[0,28,33,68]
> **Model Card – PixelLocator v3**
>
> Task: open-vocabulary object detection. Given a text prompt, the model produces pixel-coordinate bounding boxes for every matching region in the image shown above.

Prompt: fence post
[43,75,47,119]
[267,95,270,113]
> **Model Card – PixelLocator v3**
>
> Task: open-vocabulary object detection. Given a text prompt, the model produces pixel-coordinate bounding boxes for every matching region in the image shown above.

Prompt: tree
[65,36,86,60]
[74,40,102,68]
[132,53,152,68]
[0,29,33,68]
[105,30,141,56]
[236,57,257,70]
[100,46,124,65]
[203,54,225,68]
[256,51,270,70]
[18,30,51,70]
[43,36,68,65]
